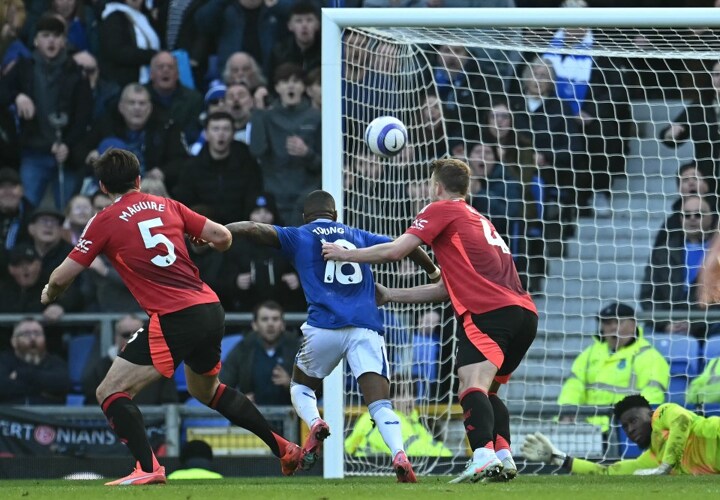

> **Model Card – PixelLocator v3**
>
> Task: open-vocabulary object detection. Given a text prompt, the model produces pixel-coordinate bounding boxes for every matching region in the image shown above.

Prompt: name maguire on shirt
[118,200,166,222]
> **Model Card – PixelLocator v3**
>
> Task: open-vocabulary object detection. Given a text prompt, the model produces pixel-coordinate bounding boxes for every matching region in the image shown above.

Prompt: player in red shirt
[322,158,538,484]
[41,149,302,485]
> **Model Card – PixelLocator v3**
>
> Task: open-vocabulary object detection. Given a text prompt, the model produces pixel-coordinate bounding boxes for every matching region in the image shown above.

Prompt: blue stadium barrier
[67,334,97,393]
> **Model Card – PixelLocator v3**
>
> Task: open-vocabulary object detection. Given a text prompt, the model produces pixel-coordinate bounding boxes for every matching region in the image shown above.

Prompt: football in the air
[365,116,407,158]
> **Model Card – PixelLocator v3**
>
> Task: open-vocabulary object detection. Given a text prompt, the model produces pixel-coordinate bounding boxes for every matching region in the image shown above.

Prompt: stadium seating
[649,334,701,405]
[649,334,701,376]
[65,394,85,406]
[67,334,97,394]
[221,334,244,359]
[703,404,720,417]
[705,336,720,361]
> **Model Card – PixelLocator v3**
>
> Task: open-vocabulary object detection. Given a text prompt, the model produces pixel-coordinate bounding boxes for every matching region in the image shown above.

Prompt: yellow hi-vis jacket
[558,328,670,432]
[344,408,453,457]
[687,357,720,404]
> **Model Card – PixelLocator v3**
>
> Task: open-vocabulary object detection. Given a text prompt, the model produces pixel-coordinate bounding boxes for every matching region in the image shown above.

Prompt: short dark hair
[253,300,284,321]
[205,111,235,129]
[303,190,335,217]
[678,160,716,193]
[13,317,44,336]
[613,394,651,421]
[274,63,305,86]
[94,148,140,194]
[430,158,470,196]
[36,13,66,36]
[290,0,319,18]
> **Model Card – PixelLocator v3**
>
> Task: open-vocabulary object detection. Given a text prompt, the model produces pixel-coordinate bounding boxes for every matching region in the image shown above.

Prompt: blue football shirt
[274,219,391,332]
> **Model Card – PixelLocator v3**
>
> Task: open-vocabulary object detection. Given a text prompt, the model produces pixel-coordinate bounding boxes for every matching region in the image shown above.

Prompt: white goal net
[325,8,720,477]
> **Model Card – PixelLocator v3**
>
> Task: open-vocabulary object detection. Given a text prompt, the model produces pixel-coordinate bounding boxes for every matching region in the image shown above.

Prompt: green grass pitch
[1,476,719,500]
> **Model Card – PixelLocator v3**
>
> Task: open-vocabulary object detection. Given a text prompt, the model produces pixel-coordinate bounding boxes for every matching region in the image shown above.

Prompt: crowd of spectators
[1,0,720,417]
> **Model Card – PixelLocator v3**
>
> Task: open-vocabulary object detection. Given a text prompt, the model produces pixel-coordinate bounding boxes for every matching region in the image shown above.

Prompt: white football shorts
[295,323,390,380]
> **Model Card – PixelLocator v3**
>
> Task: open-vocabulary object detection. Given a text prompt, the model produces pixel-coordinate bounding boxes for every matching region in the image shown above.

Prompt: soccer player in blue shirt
[225,190,440,482]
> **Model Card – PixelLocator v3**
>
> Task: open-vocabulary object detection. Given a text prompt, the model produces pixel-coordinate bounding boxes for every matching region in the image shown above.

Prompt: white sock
[290,383,321,428]
[496,448,512,462]
[368,399,404,459]
[473,446,499,462]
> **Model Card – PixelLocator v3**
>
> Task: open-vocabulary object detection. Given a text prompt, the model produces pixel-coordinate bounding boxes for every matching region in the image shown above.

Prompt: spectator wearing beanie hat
[189,83,227,156]
[220,191,306,313]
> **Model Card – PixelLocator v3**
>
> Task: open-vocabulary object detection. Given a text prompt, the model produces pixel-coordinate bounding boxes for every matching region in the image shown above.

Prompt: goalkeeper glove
[521,432,567,466]
[633,463,672,476]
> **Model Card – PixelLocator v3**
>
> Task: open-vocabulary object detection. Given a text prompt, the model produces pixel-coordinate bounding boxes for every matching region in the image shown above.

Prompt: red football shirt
[68,191,219,316]
[405,199,537,316]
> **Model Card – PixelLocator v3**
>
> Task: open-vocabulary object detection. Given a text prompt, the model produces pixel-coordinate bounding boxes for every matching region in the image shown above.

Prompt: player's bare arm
[407,247,441,282]
[41,258,87,305]
[322,233,422,264]
[375,280,449,307]
[199,219,233,251]
[225,221,281,248]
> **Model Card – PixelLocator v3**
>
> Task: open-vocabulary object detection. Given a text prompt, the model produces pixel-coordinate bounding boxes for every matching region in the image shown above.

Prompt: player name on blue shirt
[274,219,390,333]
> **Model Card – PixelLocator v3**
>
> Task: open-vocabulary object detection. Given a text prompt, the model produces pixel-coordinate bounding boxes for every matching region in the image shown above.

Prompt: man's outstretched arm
[522,432,663,475]
[375,281,449,306]
[226,221,281,248]
[322,233,422,264]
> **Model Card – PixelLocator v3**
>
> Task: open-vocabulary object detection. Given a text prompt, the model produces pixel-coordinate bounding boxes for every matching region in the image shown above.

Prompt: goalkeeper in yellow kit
[522,394,720,475]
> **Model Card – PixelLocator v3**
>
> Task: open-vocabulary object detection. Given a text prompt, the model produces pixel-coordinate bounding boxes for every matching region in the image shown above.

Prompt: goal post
[321,7,720,479]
